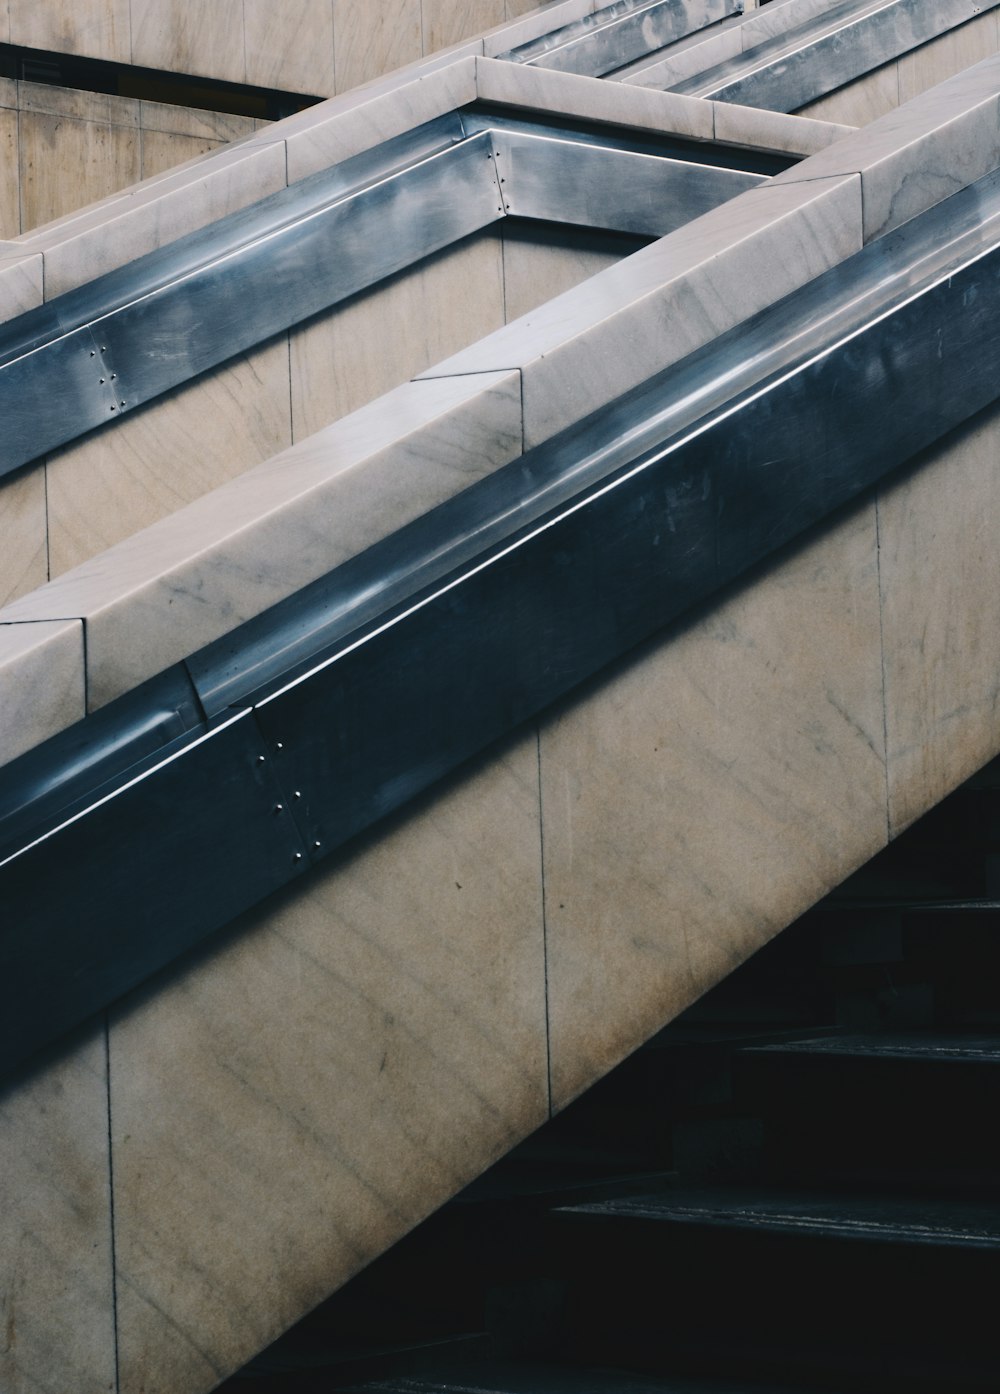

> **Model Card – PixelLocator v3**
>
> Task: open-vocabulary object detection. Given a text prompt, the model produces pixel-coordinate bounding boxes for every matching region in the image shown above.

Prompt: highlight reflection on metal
[500,0,740,78]
[6,167,1000,1076]
[0,112,771,481]
[493,128,761,232]
[668,0,1000,111]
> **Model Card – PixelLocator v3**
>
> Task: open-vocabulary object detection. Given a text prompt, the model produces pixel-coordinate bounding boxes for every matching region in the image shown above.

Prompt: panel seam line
[105,1013,121,1394]
[536,727,553,1117]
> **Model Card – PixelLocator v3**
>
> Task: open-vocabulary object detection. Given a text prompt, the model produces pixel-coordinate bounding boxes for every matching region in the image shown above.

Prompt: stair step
[734,1031,1000,1185]
[342,1359,815,1394]
[808,902,1000,967]
[223,1335,489,1391]
[558,1186,1000,1248]
[741,1030,1000,1065]
[549,1187,1000,1385]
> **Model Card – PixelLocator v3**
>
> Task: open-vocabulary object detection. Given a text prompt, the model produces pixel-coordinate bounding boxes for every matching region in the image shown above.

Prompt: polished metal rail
[0,109,772,481]
[499,0,742,77]
[664,0,999,110]
[4,165,1000,1078]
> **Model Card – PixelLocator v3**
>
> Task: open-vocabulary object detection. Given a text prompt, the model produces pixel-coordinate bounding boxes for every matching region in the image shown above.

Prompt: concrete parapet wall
[2,0,611,96]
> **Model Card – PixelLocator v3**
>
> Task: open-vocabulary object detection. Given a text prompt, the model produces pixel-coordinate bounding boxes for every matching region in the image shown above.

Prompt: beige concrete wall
[6,401,1000,1394]
[0,77,260,240]
[0,79,271,611]
[798,10,1000,122]
[7,0,548,97]
[0,1023,116,1394]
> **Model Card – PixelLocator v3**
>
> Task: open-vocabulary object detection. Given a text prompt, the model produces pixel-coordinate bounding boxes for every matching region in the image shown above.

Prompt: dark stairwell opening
[219,754,1000,1393]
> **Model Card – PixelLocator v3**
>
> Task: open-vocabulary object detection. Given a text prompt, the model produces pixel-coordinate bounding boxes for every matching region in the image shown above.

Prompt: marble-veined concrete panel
[245,0,336,96]
[0,618,84,767]
[333,0,422,94]
[712,102,855,157]
[5,371,522,710]
[290,232,505,441]
[46,337,293,577]
[880,406,1000,837]
[131,0,246,84]
[110,731,547,1394]
[501,223,642,323]
[0,467,47,607]
[541,499,887,1109]
[475,55,714,142]
[9,0,131,63]
[422,173,862,448]
[898,12,1000,105]
[782,54,1000,241]
[140,127,224,179]
[423,0,505,53]
[19,108,141,233]
[0,106,17,239]
[797,60,900,126]
[0,1026,115,1394]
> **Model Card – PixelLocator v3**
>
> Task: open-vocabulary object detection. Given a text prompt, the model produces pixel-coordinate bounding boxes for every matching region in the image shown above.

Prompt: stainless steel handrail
[660,0,999,111]
[500,0,741,77]
[3,165,1000,1078]
[0,110,771,480]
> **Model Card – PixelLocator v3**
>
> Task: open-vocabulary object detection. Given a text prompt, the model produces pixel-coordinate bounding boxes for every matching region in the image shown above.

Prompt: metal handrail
[0,109,775,481]
[661,0,1000,110]
[3,166,1000,1078]
[500,0,741,77]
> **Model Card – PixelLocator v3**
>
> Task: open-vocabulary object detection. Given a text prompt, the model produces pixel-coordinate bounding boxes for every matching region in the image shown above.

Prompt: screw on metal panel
[111,373,117,380]
[275,742,284,751]
[274,804,284,815]
[257,755,266,764]
[293,790,302,800]
[101,346,107,352]
[293,852,304,863]
[99,378,105,384]
[313,841,322,850]
[120,400,126,407]
[90,350,96,357]
[110,405,116,412]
